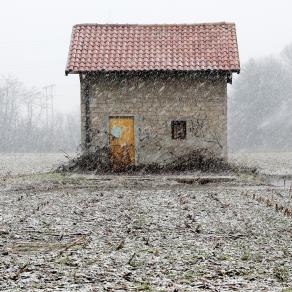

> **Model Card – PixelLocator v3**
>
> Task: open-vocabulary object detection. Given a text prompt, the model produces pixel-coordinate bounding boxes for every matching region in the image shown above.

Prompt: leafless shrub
[57,147,257,175]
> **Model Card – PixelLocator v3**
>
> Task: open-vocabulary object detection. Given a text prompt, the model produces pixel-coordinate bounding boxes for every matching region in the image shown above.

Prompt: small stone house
[65,22,240,168]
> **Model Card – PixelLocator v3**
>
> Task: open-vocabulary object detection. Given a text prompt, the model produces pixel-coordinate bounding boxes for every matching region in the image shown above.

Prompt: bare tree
[0,76,80,153]
[281,43,292,68]
[229,46,292,152]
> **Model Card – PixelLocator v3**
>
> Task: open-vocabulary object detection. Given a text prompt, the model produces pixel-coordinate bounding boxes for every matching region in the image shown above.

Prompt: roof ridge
[73,22,235,28]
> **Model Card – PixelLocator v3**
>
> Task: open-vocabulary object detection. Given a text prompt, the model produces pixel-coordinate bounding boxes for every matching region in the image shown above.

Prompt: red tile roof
[65,22,240,75]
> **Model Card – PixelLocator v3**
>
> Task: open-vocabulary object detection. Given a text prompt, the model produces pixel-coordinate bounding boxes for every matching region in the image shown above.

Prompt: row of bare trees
[229,43,292,152]
[0,77,80,152]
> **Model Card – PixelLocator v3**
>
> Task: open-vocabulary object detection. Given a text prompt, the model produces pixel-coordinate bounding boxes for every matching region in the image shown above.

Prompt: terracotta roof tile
[65,22,240,74]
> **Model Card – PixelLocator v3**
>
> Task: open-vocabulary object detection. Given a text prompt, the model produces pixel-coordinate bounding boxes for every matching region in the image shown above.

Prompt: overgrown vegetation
[57,147,257,174]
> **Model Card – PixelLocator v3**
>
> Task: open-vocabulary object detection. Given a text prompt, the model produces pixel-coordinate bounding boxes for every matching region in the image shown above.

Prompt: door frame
[105,114,139,165]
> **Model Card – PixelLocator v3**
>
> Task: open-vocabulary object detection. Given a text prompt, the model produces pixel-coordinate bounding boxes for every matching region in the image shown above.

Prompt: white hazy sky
[1,0,292,112]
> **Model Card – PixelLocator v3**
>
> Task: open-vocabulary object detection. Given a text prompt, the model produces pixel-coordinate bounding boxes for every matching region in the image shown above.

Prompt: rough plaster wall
[80,72,227,164]
[80,75,89,153]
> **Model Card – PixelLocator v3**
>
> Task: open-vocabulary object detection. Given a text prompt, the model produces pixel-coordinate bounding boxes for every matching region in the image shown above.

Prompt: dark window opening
[171,121,186,140]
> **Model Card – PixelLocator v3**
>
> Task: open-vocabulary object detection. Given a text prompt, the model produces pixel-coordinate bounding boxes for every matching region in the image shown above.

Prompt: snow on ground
[0,173,291,291]
[0,153,291,290]
[0,153,72,176]
[230,152,292,176]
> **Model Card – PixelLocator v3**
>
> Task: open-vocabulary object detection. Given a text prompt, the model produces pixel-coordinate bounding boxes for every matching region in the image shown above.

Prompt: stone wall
[80,71,228,164]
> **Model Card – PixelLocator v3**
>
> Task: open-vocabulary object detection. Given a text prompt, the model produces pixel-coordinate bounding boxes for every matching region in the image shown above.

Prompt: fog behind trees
[0,77,80,153]
[229,43,292,152]
[0,43,291,153]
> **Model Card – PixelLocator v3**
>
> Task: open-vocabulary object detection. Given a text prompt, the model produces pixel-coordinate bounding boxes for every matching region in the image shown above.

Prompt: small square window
[171,121,186,140]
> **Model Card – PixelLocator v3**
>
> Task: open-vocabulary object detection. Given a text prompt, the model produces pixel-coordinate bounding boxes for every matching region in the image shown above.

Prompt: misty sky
[1,0,292,112]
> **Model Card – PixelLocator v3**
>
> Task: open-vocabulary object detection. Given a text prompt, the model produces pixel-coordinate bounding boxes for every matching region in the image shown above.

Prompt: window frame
[171,120,187,140]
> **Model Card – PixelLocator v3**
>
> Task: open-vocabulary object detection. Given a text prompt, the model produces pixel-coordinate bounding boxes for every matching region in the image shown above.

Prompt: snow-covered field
[0,153,70,176]
[0,153,291,290]
[230,152,292,176]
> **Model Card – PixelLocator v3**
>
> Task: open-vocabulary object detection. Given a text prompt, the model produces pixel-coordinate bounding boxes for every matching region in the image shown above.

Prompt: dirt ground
[0,153,291,291]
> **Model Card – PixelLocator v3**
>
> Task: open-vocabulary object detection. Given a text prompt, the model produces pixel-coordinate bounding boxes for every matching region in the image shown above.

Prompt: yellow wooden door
[109,116,135,169]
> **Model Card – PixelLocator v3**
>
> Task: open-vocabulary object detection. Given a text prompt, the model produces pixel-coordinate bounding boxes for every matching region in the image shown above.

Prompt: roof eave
[65,69,72,76]
[65,68,240,75]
